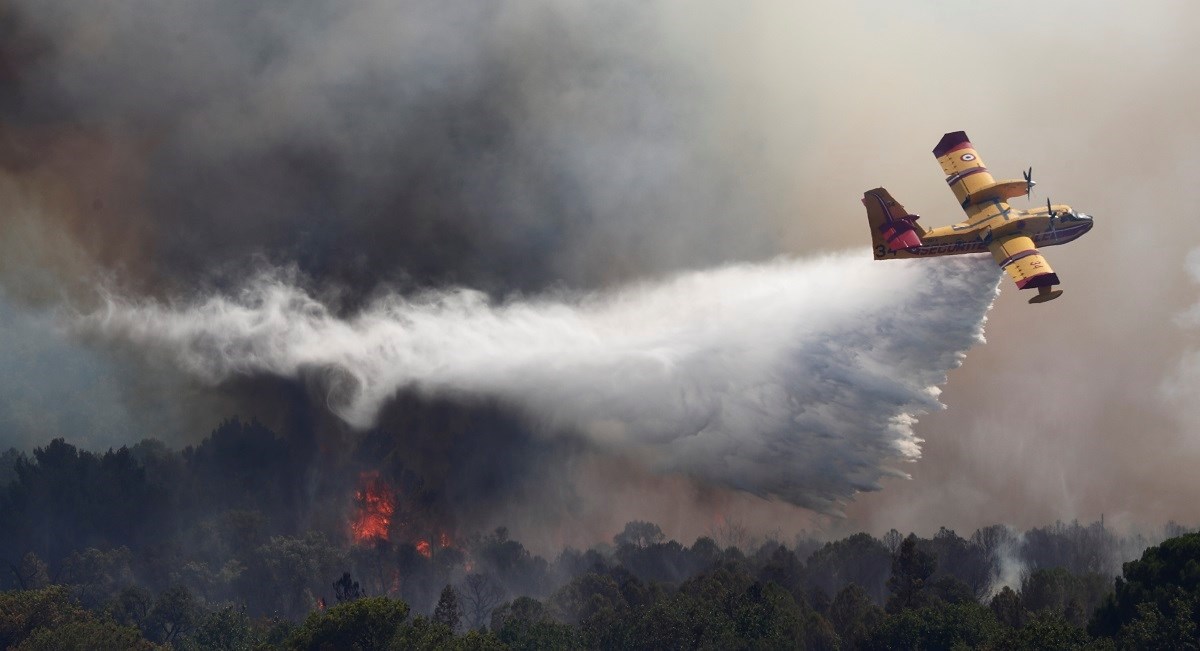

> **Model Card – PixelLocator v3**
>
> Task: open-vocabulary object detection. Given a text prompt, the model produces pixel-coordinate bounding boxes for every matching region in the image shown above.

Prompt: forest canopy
[2,421,1198,648]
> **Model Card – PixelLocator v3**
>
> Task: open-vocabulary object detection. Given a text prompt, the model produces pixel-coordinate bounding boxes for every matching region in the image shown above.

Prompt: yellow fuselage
[886,201,1093,259]
[865,130,1094,304]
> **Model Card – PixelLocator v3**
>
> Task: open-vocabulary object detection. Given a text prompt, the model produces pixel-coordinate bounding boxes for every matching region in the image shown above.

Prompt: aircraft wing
[933,131,989,181]
[933,131,1022,210]
[987,234,1060,296]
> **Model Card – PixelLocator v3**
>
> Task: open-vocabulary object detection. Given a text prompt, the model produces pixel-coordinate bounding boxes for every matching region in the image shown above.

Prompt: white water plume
[84,250,1000,512]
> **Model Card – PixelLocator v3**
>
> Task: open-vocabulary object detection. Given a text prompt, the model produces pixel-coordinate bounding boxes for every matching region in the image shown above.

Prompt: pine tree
[333,572,362,603]
[886,536,936,612]
[433,585,462,633]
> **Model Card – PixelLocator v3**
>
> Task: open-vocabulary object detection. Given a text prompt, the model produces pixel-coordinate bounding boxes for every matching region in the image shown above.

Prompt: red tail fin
[862,188,923,258]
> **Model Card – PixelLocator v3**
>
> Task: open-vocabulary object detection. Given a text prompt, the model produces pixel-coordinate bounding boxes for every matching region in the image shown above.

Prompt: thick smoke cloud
[11,0,1197,544]
[85,252,999,513]
[0,0,801,538]
[0,1,766,301]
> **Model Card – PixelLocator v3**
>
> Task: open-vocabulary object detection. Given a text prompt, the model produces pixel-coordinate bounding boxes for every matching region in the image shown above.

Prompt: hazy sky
[718,0,1200,537]
[2,0,1199,546]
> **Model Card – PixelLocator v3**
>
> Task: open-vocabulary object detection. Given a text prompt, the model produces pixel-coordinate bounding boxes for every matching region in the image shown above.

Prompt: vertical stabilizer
[862,188,923,258]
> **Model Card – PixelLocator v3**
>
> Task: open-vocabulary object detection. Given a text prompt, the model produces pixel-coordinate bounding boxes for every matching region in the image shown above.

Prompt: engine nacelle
[881,216,923,250]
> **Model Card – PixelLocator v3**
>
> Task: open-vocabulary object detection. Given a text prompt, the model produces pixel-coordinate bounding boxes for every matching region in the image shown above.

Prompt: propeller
[1023,166,1035,199]
[1046,198,1059,242]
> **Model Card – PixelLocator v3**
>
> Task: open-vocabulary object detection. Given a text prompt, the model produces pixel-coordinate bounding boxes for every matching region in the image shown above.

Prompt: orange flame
[416,539,432,558]
[350,472,395,544]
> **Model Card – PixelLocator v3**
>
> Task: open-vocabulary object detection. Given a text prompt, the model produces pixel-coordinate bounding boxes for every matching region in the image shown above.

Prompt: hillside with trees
[1,421,1197,649]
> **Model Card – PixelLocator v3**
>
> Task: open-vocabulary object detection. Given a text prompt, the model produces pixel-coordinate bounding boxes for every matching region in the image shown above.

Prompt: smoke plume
[0,1,768,303]
[18,0,1188,541]
[85,252,999,513]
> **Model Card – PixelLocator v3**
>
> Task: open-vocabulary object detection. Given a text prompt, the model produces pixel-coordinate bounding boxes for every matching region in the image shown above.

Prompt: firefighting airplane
[863,131,1093,303]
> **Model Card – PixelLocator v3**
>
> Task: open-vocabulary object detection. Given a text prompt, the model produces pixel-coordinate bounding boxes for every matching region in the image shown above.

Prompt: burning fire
[350,471,395,543]
[416,539,432,558]
[349,472,462,560]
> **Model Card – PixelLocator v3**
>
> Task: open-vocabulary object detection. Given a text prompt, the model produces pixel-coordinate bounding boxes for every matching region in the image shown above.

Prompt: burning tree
[350,472,396,544]
[416,540,433,559]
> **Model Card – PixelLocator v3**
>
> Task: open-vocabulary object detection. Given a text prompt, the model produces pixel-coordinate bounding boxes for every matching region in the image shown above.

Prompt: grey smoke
[0,1,767,299]
[983,526,1027,599]
[11,0,1155,538]
[86,251,1000,513]
[1164,247,1200,425]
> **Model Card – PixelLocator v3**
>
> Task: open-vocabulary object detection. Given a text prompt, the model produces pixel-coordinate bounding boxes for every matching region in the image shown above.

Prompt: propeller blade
[1023,167,1034,199]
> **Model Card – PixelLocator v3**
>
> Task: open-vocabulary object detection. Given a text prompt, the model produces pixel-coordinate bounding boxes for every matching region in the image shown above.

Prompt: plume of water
[85,250,1000,512]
